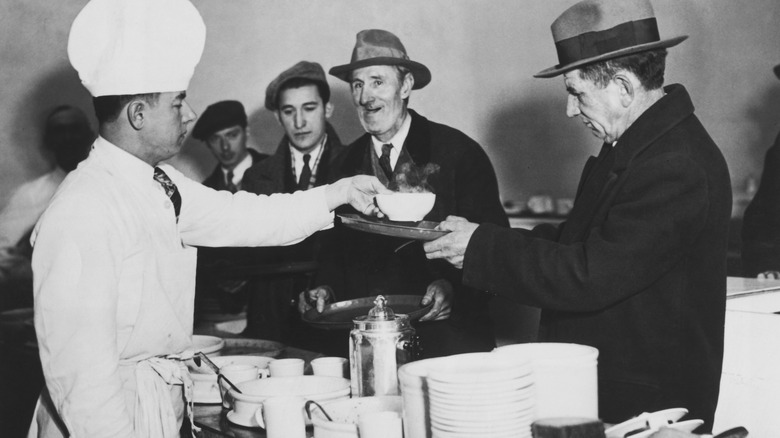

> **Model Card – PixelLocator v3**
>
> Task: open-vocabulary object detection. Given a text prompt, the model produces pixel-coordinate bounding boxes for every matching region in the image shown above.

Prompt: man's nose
[219,138,230,151]
[294,111,306,129]
[566,95,580,118]
[358,87,373,106]
[182,100,197,124]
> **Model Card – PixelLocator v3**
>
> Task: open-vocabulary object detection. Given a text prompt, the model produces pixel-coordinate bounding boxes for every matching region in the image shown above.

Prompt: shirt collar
[221,150,254,180]
[91,135,155,183]
[289,134,326,164]
[371,111,411,156]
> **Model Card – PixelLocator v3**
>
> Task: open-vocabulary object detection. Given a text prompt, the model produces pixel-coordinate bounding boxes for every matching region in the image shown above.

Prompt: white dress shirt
[371,112,411,171]
[30,136,334,437]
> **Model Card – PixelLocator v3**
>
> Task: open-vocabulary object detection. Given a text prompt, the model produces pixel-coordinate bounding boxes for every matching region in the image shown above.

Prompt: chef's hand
[423,216,479,269]
[297,286,333,314]
[325,175,391,216]
[419,279,453,321]
[757,270,780,280]
[647,428,699,438]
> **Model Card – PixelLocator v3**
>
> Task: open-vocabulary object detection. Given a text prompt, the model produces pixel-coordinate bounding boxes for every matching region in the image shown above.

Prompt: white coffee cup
[254,396,306,438]
[311,357,348,378]
[268,358,304,377]
[219,363,260,409]
[358,411,403,438]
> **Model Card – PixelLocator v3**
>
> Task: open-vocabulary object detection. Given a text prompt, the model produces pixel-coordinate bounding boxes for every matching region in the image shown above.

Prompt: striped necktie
[153,167,182,221]
[379,143,393,180]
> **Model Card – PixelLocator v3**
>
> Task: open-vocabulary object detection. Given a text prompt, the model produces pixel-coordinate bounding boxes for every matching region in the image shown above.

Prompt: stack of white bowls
[424,352,535,438]
[492,343,599,420]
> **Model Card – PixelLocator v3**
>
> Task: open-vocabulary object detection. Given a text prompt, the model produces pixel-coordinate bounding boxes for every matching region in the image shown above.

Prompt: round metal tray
[302,295,433,330]
[338,214,448,241]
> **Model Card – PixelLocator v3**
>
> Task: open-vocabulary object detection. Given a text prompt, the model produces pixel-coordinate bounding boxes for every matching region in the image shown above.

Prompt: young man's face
[276,84,333,153]
[205,124,249,169]
[141,91,197,163]
[350,65,412,143]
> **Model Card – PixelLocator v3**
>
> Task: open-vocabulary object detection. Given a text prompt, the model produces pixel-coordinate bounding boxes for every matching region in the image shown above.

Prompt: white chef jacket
[30,137,334,437]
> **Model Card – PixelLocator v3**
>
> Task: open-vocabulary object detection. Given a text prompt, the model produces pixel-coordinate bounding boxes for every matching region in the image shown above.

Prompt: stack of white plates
[493,342,599,420]
[425,353,535,438]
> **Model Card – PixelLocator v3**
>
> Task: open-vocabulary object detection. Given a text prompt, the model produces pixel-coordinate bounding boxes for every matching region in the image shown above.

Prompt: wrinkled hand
[423,216,478,269]
[297,286,333,314]
[419,279,453,321]
[757,270,780,280]
[647,428,699,438]
[326,175,391,216]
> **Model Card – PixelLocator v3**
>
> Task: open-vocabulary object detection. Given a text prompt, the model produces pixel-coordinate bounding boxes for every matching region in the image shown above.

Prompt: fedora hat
[535,0,687,78]
[329,29,431,89]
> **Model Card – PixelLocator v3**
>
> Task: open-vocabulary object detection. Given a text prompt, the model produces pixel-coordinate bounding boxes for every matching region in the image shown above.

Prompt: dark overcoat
[462,85,732,429]
[239,125,346,346]
[741,131,780,276]
[322,109,509,358]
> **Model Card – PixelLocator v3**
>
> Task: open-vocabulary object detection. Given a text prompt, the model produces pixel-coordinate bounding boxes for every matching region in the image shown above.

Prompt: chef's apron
[28,241,199,438]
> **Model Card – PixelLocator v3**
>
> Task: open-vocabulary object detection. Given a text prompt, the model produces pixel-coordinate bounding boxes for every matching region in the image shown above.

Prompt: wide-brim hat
[535,0,687,78]
[329,29,431,89]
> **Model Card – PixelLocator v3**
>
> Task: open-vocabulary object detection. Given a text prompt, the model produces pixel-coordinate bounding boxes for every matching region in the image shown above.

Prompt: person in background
[424,0,731,431]
[192,100,267,193]
[741,63,780,279]
[240,61,347,346]
[191,100,268,318]
[299,29,508,358]
[29,0,386,436]
[0,105,94,310]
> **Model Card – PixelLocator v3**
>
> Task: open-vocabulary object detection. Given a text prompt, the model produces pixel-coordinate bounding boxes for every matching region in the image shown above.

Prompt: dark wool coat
[202,148,267,192]
[462,85,732,430]
[239,125,346,346]
[321,109,509,358]
[742,131,780,276]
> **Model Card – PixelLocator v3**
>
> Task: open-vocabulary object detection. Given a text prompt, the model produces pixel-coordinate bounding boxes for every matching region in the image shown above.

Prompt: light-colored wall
[2,1,780,212]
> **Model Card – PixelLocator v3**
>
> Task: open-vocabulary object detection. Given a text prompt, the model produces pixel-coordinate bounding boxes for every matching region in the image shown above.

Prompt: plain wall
[2,0,780,213]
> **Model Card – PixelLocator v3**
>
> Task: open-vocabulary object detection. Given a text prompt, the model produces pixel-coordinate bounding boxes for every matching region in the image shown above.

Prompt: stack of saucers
[425,352,535,438]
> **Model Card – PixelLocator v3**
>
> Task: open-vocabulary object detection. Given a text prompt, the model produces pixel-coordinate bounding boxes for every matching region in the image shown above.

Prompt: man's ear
[400,72,414,99]
[324,101,334,119]
[274,111,282,126]
[613,73,635,108]
[126,99,147,131]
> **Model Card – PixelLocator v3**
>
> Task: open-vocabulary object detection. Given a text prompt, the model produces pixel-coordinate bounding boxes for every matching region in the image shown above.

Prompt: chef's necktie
[153,167,181,221]
[379,143,394,180]
[298,153,312,191]
[225,170,238,193]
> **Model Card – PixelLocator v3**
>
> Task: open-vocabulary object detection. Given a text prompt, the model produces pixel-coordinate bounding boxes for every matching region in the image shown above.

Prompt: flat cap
[192,100,247,141]
[265,61,330,111]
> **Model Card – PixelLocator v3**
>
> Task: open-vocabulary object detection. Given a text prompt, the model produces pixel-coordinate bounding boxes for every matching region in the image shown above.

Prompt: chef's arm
[171,166,388,247]
[32,198,134,437]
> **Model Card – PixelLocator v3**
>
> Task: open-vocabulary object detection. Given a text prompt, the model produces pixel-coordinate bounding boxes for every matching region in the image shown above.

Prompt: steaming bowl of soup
[376,192,436,221]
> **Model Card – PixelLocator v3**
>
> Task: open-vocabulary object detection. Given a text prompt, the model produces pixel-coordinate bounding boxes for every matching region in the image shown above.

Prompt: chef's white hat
[68,0,206,97]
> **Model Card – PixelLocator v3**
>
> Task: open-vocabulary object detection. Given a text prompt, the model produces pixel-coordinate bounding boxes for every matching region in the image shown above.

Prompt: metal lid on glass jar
[353,295,411,332]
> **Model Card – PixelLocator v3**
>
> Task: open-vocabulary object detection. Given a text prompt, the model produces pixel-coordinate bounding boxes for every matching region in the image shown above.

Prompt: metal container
[349,295,420,397]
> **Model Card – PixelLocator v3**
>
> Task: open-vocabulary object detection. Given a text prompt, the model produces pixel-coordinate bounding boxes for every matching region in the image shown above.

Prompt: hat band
[555,17,660,66]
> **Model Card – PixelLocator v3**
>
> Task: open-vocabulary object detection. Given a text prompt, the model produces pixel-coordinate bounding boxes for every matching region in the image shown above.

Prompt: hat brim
[329,57,431,89]
[533,35,688,79]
